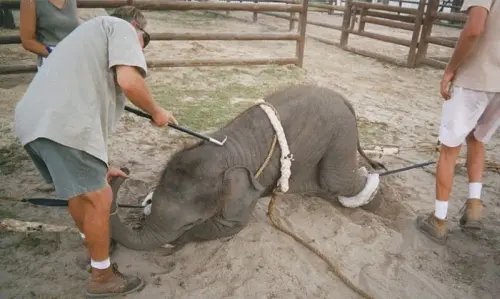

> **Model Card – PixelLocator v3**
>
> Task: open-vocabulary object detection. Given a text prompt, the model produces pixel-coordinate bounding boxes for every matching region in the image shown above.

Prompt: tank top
[35,0,79,66]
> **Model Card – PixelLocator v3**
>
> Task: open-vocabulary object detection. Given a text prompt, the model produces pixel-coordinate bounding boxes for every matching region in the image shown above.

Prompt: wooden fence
[246,0,467,68]
[339,0,426,67]
[416,0,466,68]
[0,0,309,75]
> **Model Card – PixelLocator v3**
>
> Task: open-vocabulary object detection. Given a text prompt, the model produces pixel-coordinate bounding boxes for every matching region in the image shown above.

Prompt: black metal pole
[124,106,226,146]
[379,161,435,177]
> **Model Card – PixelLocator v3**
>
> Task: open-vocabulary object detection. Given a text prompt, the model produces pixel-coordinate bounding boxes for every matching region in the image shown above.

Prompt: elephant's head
[109,140,264,251]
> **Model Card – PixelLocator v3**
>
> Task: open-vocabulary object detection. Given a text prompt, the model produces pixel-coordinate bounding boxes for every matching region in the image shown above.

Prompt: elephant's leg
[182,194,260,242]
[319,128,380,208]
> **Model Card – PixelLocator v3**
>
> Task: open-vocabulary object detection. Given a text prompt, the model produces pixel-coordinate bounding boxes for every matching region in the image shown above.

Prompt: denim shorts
[24,137,108,200]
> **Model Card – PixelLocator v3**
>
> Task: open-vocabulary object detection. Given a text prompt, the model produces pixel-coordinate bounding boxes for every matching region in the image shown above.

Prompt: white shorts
[439,86,500,147]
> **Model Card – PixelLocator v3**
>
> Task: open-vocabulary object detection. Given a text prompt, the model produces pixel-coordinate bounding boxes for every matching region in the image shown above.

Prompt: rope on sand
[253,100,375,299]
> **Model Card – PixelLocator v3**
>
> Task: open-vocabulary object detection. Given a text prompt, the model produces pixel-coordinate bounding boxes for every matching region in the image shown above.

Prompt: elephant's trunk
[108,175,182,251]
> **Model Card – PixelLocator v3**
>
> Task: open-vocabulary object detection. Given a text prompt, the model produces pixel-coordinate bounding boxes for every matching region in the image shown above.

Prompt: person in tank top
[19,0,80,69]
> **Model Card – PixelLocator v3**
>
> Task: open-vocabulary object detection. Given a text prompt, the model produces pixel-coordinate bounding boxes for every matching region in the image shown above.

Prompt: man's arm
[115,65,163,117]
[107,20,162,117]
[107,20,176,126]
[445,6,489,73]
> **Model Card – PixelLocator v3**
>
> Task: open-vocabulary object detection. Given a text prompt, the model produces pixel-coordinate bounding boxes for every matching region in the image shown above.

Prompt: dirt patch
[1,9,499,299]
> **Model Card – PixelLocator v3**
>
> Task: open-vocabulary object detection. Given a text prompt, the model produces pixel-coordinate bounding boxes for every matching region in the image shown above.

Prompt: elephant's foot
[338,167,380,208]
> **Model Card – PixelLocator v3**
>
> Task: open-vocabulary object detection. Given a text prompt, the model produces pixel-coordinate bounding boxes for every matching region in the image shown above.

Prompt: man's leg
[24,143,90,257]
[77,185,112,265]
[416,142,461,243]
[69,197,118,270]
[68,194,93,268]
[459,93,500,229]
[416,87,490,243]
[26,138,144,297]
[457,133,485,230]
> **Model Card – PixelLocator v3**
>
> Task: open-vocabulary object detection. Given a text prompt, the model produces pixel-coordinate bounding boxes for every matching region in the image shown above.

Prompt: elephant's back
[262,84,353,129]
[264,84,349,115]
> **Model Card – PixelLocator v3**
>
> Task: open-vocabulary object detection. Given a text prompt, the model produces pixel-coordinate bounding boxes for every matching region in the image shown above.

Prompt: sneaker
[459,198,484,230]
[84,263,145,298]
[416,212,448,244]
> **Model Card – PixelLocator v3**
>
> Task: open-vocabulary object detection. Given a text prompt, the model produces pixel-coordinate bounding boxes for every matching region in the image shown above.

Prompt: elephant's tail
[342,98,388,171]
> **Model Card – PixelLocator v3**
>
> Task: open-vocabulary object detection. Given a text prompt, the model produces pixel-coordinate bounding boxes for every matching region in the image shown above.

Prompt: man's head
[110,6,150,49]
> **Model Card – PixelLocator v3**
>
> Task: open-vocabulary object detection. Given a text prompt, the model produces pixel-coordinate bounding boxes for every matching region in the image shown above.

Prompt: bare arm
[19,0,50,57]
[115,65,162,116]
[445,7,489,73]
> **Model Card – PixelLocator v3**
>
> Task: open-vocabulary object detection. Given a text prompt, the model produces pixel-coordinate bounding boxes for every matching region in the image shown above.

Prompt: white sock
[90,258,111,270]
[79,232,86,239]
[468,182,482,199]
[434,200,448,220]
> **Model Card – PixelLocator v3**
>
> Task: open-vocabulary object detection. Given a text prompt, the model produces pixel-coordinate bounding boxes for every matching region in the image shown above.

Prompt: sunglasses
[141,30,150,49]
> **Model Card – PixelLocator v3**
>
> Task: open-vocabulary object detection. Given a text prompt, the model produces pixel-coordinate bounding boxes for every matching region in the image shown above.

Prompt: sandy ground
[1,7,500,299]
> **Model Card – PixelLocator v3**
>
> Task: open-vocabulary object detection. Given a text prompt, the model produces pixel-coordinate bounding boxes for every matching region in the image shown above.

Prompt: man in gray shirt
[14,6,176,297]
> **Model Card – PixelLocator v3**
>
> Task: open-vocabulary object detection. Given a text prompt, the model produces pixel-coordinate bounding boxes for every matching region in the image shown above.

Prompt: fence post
[358,8,367,32]
[406,0,426,67]
[289,0,296,31]
[289,11,296,31]
[253,0,258,22]
[340,0,353,49]
[295,0,309,67]
[416,0,439,66]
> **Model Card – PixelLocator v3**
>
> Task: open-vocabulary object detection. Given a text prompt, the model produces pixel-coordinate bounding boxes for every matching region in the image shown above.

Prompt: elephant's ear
[219,166,265,222]
[222,166,265,194]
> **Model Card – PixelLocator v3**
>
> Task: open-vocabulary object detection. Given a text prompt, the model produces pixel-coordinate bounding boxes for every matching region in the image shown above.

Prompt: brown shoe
[84,263,145,298]
[416,213,448,244]
[459,198,484,230]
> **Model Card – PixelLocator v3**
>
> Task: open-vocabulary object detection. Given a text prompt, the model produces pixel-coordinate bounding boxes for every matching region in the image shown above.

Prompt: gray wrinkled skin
[109,84,386,251]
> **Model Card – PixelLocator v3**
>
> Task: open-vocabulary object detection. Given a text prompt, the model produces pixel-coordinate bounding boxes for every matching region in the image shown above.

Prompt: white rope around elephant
[256,99,294,193]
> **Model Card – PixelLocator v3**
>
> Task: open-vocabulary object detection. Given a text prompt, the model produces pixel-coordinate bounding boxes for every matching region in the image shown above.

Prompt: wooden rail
[361,16,414,31]
[2,32,301,45]
[0,57,299,75]
[0,0,309,74]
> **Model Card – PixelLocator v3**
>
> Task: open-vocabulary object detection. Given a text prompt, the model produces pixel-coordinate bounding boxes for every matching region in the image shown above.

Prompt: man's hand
[106,167,129,183]
[151,107,178,127]
[440,69,455,100]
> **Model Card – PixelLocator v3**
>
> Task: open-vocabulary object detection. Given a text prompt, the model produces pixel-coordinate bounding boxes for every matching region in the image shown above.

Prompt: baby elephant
[109,84,385,251]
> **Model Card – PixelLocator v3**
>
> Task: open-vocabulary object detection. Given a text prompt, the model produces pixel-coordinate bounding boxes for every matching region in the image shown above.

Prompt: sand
[1,7,499,299]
